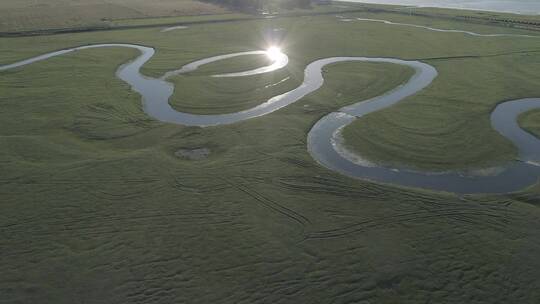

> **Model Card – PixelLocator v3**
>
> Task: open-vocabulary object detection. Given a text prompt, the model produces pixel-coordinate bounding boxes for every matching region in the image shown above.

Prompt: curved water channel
[160,25,188,33]
[1,32,539,194]
[337,16,539,38]
[339,0,540,15]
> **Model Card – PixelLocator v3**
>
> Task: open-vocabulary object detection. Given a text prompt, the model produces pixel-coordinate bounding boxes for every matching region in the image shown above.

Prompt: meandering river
[1,23,539,194]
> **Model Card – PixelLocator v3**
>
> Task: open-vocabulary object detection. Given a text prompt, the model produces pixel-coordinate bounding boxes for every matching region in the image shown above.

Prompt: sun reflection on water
[266,46,283,61]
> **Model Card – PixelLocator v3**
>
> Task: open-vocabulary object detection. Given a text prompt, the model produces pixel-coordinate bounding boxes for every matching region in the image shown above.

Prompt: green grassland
[341,52,540,170]
[109,13,252,27]
[3,0,539,35]
[521,110,540,137]
[0,0,229,32]
[1,9,540,304]
[399,4,540,24]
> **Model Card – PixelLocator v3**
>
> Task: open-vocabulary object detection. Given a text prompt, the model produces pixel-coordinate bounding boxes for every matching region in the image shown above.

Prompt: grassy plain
[1,8,540,304]
[521,110,540,137]
[0,0,228,32]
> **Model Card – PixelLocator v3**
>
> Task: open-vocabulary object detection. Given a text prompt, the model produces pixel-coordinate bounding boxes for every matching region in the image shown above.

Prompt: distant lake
[341,0,540,15]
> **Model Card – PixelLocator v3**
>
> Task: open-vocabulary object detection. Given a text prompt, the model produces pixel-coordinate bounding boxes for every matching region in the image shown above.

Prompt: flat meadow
[0,0,229,32]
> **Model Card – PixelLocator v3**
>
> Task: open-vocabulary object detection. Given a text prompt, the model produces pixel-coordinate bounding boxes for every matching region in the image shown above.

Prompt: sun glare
[266,46,282,61]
